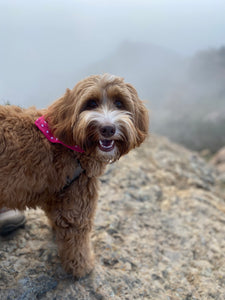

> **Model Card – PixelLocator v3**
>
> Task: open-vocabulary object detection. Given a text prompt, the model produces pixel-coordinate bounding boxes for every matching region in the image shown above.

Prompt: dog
[0,74,149,277]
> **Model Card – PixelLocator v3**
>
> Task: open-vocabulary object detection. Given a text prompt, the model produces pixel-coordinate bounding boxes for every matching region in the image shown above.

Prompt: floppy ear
[45,88,76,145]
[126,84,149,146]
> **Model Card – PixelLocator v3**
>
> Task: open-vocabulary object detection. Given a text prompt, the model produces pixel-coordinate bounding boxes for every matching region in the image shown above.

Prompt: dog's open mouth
[99,140,115,152]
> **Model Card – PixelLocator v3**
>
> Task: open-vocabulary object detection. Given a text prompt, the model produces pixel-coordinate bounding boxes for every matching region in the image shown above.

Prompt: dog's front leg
[45,177,98,278]
[46,207,95,278]
[55,223,95,278]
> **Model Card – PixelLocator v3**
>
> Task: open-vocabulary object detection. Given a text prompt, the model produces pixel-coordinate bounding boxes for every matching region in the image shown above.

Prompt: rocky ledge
[1,135,225,300]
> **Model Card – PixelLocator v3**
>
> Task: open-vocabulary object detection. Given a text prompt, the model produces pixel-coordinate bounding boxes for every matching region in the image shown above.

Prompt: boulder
[210,146,225,174]
[1,135,225,299]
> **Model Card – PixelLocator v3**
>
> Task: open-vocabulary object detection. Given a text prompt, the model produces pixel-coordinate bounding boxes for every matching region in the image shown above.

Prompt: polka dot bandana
[35,116,84,153]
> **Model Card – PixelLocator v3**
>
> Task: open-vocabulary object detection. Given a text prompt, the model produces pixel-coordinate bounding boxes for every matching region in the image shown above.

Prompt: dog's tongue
[101,140,112,147]
[99,140,115,152]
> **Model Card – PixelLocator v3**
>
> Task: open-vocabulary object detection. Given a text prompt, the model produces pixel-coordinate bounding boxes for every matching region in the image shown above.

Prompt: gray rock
[1,135,225,299]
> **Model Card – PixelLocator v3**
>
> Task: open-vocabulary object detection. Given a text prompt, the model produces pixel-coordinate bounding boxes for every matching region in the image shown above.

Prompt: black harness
[61,160,84,191]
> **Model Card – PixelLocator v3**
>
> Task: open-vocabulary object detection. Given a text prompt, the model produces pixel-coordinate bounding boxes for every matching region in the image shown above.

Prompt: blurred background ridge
[1,0,225,152]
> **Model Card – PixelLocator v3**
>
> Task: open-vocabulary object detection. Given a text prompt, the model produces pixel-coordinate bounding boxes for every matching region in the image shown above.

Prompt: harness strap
[61,160,84,191]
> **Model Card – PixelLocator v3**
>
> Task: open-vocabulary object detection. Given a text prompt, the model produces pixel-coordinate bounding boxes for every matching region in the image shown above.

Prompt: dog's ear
[126,84,149,146]
[45,88,76,145]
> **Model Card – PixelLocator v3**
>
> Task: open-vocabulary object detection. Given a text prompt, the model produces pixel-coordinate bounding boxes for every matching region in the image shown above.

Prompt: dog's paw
[71,255,95,278]
[62,250,95,278]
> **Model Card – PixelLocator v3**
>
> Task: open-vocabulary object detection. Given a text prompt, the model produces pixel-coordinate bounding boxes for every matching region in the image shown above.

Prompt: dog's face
[47,74,149,162]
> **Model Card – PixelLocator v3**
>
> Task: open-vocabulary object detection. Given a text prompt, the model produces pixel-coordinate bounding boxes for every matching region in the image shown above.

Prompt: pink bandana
[35,116,84,153]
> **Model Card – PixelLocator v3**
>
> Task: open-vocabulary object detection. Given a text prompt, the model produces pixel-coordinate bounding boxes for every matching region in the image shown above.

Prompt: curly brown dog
[0,74,149,277]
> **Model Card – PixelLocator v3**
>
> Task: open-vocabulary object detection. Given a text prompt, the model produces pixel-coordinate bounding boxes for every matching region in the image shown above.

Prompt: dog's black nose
[100,125,116,138]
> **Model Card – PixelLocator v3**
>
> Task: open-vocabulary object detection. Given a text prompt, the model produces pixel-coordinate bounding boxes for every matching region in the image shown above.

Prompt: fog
[1,0,225,151]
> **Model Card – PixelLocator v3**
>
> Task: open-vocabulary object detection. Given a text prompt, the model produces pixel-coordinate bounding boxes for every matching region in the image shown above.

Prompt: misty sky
[1,0,225,107]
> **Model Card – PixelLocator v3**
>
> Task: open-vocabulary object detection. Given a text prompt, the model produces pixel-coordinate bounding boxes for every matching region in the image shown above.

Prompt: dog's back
[0,105,50,209]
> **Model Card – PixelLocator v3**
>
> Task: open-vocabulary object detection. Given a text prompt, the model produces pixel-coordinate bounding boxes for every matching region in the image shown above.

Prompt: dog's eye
[114,100,123,109]
[85,99,98,110]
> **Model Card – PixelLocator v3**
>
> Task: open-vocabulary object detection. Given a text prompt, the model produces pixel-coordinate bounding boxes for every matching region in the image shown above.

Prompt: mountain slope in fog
[81,42,225,152]
[80,41,185,105]
[161,47,225,151]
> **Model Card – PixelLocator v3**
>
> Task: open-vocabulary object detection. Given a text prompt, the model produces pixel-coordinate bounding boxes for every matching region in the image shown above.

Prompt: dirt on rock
[1,135,225,300]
